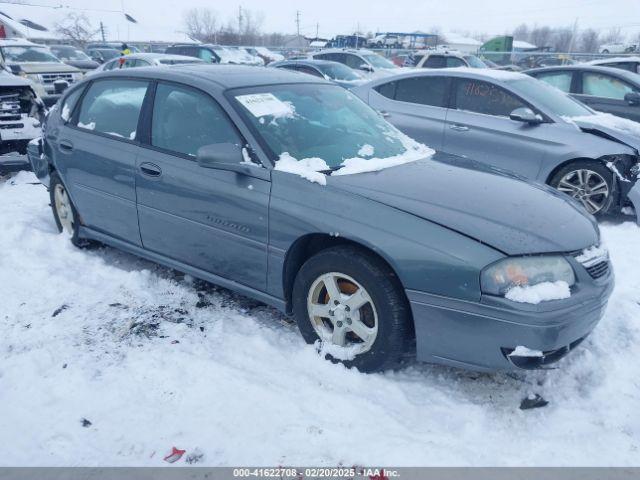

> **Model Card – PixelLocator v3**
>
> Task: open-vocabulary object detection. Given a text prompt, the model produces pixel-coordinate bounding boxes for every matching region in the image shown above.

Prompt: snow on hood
[564,113,640,153]
[273,130,434,184]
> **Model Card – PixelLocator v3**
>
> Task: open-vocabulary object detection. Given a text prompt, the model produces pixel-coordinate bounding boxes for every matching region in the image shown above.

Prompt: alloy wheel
[556,169,609,214]
[306,272,378,355]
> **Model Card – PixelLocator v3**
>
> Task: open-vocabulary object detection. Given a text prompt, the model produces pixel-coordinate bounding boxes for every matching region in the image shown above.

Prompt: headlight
[481,256,575,296]
[27,73,42,83]
[71,72,83,81]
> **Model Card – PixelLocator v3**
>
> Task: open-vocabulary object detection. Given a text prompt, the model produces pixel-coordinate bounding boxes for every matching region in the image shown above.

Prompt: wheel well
[545,158,603,185]
[282,233,403,314]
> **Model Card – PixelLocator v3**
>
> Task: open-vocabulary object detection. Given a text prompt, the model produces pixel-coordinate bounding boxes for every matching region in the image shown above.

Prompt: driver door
[135,82,270,291]
[442,77,555,179]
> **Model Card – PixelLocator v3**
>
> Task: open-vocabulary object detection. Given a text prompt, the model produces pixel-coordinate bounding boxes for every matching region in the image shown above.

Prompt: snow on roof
[0,3,193,43]
[513,40,537,49]
[589,56,640,64]
[441,33,482,46]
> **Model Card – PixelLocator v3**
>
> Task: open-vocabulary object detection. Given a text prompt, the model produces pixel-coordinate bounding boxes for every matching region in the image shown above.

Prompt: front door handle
[449,124,469,132]
[58,139,74,153]
[139,162,162,177]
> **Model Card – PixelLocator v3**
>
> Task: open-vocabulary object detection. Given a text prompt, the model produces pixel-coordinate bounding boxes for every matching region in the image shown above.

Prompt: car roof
[367,66,526,84]
[313,48,374,55]
[89,64,330,90]
[124,53,200,61]
[526,64,640,83]
[589,56,640,64]
[272,59,343,68]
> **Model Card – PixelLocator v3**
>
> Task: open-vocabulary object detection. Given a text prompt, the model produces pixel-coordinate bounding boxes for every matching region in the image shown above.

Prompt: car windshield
[233,84,420,167]
[361,53,396,69]
[506,76,593,117]
[3,46,62,63]
[464,55,488,68]
[52,47,91,61]
[316,63,363,81]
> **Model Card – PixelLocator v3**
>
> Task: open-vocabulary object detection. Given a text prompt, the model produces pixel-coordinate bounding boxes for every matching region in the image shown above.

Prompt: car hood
[0,71,32,87]
[329,153,598,255]
[9,62,80,73]
[570,116,640,152]
[62,59,99,70]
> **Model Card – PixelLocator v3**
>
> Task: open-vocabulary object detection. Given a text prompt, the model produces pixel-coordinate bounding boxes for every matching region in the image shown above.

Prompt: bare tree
[183,7,219,43]
[601,27,623,45]
[530,26,552,47]
[579,28,600,53]
[54,13,98,47]
[512,23,530,42]
[241,9,265,45]
[552,27,575,52]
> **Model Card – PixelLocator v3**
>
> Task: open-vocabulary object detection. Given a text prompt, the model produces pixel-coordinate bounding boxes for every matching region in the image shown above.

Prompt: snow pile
[1,172,640,466]
[61,104,71,122]
[576,244,608,266]
[78,121,95,130]
[508,346,544,358]
[505,281,571,304]
[357,144,375,157]
[274,153,329,185]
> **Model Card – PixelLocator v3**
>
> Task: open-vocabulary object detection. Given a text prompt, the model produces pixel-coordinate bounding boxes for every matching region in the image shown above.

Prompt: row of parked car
[25,57,635,373]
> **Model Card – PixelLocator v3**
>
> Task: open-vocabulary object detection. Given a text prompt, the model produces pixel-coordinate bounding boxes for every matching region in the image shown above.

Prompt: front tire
[50,172,86,247]
[292,245,412,373]
[550,161,615,215]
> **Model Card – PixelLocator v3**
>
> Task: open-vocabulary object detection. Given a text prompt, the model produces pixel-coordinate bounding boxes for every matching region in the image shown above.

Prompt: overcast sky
[11,0,640,40]
[122,0,640,38]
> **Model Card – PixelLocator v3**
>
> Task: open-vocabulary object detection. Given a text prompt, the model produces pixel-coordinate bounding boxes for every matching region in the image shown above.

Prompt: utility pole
[238,6,243,45]
[316,22,319,40]
[295,10,301,39]
[100,21,106,41]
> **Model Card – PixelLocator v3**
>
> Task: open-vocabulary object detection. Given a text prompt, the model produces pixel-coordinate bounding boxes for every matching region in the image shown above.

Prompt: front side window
[198,48,216,63]
[600,62,637,73]
[395,76,448,107]
[582,73,636,100]
[535,71,573,93]
[375,80,397,99]
[76,79,148,139]
[233,84,424,168]
[455,79,525,117]
[343,54,365,69]
[152,83,241,157]
[60,86,85,123]
[424,55,446,68]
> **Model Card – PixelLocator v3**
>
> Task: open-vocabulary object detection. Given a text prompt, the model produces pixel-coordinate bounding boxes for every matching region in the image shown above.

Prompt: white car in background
[599,43,637,54]
[86,53,204,77]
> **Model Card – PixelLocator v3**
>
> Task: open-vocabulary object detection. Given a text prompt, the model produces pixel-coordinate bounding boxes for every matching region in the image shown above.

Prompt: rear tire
[549,161,615,216]
[50,172,88,247]
[292,245,412,373]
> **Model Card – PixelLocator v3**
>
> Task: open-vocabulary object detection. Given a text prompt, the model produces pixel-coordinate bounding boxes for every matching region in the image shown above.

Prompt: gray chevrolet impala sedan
[29,65,613,372]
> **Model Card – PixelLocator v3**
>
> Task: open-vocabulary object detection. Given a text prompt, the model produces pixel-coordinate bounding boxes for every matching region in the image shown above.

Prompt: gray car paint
[352,68,639,206]
[29,65,613,371]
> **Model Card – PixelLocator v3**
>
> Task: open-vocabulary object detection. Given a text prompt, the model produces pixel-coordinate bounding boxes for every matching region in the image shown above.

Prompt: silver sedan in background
[352,68,640,217]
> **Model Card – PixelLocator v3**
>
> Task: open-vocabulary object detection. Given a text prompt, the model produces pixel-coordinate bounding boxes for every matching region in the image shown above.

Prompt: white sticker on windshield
[237,93,293,118]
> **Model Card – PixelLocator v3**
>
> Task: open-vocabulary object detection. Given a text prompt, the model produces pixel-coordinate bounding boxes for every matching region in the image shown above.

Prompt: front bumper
[407,260,614,371]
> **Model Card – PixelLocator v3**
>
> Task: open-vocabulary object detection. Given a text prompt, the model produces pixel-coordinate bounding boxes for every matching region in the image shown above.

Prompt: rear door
[442,77,555,179]
[55,77,149,245]
[367,76,449,150]
[574,71,640,121]
[135,81,270,290]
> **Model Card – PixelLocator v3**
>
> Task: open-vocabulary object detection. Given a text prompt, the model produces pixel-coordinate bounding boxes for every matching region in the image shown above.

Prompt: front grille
[40,73,74,84]
[0,123,24,129]
[571,246,610,280]
[585,261,609,279]
[0,93,22,121]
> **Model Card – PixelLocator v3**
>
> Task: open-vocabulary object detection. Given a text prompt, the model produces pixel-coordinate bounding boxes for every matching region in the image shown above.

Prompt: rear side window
[395,76,448,107]
[151,83,242,157]
[375,81,396,99]
[582,72,637,99]
[446,57,466,68]
[601,62,637,73]
[76,79,148,139]
[534,71,573,93]
[454,79,526,117]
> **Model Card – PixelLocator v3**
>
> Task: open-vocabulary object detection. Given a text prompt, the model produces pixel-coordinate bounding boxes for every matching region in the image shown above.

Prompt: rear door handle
[449,124,469,132]
[58,139,74,152]
[139,162,162,177]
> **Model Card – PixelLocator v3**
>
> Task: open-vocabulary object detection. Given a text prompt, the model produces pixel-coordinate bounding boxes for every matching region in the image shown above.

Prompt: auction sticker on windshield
[236,93,292,118]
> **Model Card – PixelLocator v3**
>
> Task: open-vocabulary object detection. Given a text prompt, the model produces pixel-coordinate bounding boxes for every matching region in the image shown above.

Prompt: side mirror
[624,92,640,106]
[359,63,374,72]
[510,107,543,124]
[197,143,253,174]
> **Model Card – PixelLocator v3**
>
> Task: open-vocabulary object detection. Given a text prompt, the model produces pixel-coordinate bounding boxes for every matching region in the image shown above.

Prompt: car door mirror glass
[197,143,245,170]
[510,107,543,124]
[624,92,640,105]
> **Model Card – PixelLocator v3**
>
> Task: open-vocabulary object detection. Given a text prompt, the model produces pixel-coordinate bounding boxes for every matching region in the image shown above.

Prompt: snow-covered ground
[1,171,639,466]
